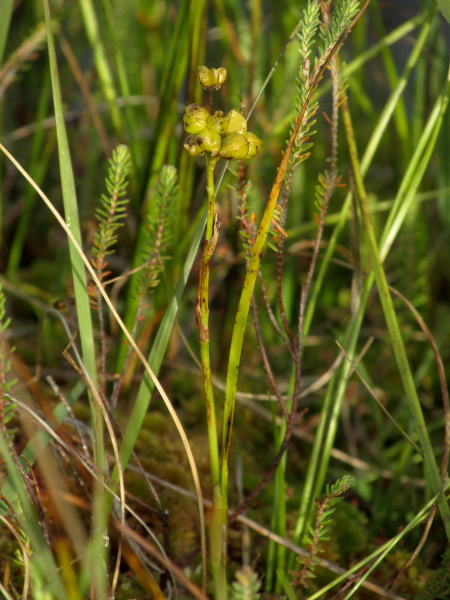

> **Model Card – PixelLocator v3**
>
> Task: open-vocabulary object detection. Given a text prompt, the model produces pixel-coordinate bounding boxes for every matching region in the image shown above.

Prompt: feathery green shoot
[138,165,178,294]
[91,144,131,282]
[0,284,16,444]
[313,0,360,79]
[230,567,262,600]
[417,549,450,600]
[291,475,354,588]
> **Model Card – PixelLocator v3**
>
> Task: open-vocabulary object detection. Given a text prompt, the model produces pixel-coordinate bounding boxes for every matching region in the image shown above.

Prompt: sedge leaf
[437,0,450,23]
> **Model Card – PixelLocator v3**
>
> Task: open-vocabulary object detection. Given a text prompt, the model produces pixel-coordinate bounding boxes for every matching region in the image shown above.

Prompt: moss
[330,500,369,559]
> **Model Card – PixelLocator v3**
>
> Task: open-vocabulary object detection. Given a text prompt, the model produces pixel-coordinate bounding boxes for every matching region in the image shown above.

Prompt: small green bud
[245,132,263,159]
[183,103,209,134]
[226,109,247,134]
[184,134,205,157]
[219,133,249,160]
[198,66,227,89]
[196,127,221,155]
[206,111,230,134]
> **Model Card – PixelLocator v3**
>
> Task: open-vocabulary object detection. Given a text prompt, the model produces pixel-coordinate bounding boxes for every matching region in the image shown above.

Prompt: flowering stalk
[195,153,225,597]
[183,66,262,600]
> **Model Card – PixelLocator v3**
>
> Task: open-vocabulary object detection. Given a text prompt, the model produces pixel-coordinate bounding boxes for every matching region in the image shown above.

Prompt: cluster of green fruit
[182,67,263,161]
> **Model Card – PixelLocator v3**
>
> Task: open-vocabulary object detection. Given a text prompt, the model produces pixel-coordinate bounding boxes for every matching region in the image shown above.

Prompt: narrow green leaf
[0,0,14,65]
[437,0,450,23]
[112,205,207,483]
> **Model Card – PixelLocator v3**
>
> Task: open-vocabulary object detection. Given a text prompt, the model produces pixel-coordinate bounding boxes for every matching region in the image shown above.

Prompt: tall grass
[1,0,450,599]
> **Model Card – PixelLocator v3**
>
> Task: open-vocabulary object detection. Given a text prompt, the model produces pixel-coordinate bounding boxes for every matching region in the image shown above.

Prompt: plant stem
[341,89,450,541]
[43,3,107,596]
[196,155,226,597]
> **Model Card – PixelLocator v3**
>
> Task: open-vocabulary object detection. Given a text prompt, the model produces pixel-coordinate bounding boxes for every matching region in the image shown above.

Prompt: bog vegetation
[1,1,450,599]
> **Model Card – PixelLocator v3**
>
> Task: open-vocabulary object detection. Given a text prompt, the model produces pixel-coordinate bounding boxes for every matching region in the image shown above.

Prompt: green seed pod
[226,109,247,134]
[183,104,209,134]
[219,133,249,160]
[196,127,221,156]
[206,111,230,134]
[198,66,227,89]
[184,134,205,157]
[245,132,263,159]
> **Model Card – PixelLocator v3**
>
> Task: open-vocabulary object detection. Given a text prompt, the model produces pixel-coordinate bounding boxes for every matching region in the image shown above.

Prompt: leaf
[437,0,450,24]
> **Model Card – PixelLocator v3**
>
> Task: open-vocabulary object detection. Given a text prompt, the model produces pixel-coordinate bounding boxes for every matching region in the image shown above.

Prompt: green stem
[341,90,450,540]
[0,0,14,65]
[197,155,225,597]
[43,3,107,596]
[199,155,220,482]
[77,0,123,137]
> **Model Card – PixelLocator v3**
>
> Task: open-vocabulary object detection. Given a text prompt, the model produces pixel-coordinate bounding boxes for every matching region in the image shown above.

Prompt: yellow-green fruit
[206,111,230,134]
[219,133,249,160]
[245,132,263,158]
[196,128,221,155]
[184,135,205,157]
[183,104,209,134]
[227,109,247,134]
[198,66,227,89]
